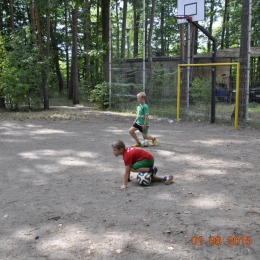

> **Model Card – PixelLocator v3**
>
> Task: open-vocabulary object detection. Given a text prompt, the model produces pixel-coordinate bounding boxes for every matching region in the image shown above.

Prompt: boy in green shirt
[129,92,157,147]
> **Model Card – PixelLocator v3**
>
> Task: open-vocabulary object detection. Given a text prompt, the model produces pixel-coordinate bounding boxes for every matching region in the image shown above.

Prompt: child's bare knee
[129,127,136,134]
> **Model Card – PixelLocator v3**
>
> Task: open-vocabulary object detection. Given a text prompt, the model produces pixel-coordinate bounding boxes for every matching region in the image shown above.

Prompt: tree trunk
[51,23,64,93]
[102,0,110,82]
[115,1,120,61]
[0,6,5,107]
[145,0,156,104]
[133,2,140,58]
[35,5,49,110]
[72,7,79,105]
[0,37,5,108]
[194,26,198,54]
[121,0,127,60]
[160,2,165,56]
[189,23,195,104]
[46,2,50,58]
[220,0,229,49]
[95,1,100,84]
[180,24,187,107]
[9,0,15,33]
[239,0,250,120]
[145,1,148,58]
[55,53,64,93]
[84,0,90,81]
[225,8,230,48]
[0,4,2,31]
[45,1,50,108]
[207,0,214,52]
[64,3,70,95]
[29,3,37,45]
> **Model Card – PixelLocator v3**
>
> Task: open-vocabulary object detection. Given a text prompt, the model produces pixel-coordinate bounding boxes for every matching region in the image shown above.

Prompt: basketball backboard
[177,0,205,24]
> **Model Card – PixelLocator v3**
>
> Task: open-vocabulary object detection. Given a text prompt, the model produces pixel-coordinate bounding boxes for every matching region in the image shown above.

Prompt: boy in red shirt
[112,140,173,190]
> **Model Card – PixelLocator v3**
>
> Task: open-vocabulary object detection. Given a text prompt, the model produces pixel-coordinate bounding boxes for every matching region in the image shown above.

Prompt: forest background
[0,0,258,118]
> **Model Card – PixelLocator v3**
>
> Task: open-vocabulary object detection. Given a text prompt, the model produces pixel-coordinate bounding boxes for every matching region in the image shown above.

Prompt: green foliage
[0,34,6,86]
[190,77,211,118]
[78,79,91,101]
[89,82,109,109]
[89,80,141,111]
[151,68,177,99]
[151,68,164,98]
[111,83,141,111]
[190,77,211,103]
[0,34,6,108]
[1,29,43,109]
[0,0,258,115]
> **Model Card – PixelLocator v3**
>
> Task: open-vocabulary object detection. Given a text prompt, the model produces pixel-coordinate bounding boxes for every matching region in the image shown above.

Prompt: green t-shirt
[136,103,150,126]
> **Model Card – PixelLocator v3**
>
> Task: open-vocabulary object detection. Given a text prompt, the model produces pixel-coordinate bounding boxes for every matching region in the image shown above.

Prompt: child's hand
[119,184,127,190]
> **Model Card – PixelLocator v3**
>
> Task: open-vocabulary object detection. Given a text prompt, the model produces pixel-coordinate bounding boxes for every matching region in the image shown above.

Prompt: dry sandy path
[0,108,260,259]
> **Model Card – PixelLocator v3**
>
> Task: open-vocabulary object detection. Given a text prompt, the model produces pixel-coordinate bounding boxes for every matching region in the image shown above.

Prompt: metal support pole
[109,9,112,110]
[192,21,217,123]
[186,22,190,112]
[211,42,216,123]
[245,0,252,123]
[142,0,145,92]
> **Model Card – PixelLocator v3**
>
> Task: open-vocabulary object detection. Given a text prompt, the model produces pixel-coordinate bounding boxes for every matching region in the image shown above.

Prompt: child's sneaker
[149,167,158,178]
[152,138,157,146]
[164,175,174,185]
[132,142,141,147]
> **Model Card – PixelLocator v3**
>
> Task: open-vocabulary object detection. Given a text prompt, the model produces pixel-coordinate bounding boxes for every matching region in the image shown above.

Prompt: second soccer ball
[141,139,150,147]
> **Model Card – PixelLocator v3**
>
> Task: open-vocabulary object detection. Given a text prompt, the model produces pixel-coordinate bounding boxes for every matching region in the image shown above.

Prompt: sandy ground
[0,107,260,260]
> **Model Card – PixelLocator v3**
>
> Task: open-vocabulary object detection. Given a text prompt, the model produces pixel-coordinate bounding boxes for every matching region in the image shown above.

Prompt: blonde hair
[111,140,126,150]
[137,92,146,98]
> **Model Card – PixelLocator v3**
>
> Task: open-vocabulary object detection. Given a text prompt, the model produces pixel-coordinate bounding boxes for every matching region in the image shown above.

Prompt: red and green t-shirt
[123,147,153,166]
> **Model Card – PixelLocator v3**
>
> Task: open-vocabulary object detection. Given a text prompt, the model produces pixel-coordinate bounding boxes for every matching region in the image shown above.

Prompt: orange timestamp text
[190,235,254,246]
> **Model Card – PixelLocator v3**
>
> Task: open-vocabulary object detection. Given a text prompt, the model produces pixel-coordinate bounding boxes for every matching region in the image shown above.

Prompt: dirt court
[0,107,260,260]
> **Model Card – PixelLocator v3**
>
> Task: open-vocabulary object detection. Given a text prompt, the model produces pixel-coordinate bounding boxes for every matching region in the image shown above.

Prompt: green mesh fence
[110,66,178,119]
[110,63,260,127]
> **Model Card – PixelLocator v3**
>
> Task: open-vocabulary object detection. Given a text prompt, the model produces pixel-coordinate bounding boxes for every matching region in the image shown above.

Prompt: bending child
[129,92,157,147]
[112,140,173,190]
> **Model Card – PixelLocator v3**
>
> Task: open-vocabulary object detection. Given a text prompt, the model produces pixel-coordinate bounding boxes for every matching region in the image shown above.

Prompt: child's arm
[133,116,138,124]
[119,165,131,190]
[142,114,149,130]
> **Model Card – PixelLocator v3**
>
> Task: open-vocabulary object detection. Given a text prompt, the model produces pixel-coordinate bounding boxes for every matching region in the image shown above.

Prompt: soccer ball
[141,139,150,147]
[137,172,152,186]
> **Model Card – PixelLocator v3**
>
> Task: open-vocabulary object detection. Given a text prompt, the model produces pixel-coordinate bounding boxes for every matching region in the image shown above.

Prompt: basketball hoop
[175,15,192,24]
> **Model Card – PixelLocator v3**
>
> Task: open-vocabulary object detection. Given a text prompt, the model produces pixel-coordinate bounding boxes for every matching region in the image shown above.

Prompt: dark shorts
[133,122,149,134]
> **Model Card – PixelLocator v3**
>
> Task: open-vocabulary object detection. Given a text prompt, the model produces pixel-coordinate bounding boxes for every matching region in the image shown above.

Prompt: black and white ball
[137,172,152,186]
[141,139,150,147]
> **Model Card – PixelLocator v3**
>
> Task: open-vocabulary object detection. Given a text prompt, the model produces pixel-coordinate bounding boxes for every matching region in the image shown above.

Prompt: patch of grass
[50,97,93,107]
[0,96,97,121]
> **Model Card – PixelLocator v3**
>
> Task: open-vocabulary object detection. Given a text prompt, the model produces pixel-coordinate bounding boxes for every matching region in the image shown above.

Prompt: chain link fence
[110,61,260,127]
[110,63,178,119]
